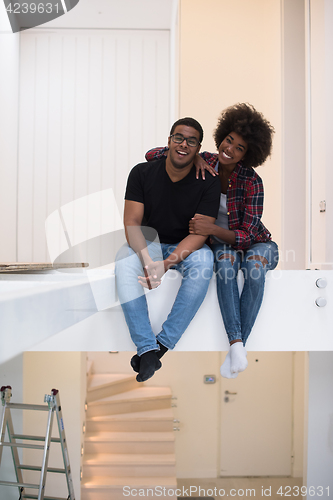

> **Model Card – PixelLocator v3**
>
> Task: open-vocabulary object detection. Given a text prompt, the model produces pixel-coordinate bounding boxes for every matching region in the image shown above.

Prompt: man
[115,117,220,382]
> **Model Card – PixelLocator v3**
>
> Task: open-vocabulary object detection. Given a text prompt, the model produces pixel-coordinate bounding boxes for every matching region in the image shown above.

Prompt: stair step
[81,476,178,500]
[84,431,175,454]
[84,453,176,465]
[87,374,138,402]
[85,431,175,442]
[87,387,172,417]
[90,386,172,403]
[88,374,135,389]
[82,476,178,487]
[83,453,176,477]
[86,408,175,432]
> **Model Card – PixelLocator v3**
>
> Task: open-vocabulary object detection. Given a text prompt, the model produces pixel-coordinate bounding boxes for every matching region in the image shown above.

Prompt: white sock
[230,342,248,373]
[220,351,238,379]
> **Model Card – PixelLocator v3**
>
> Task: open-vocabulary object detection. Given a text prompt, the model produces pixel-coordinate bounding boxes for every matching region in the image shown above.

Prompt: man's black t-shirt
[125,157,221,244]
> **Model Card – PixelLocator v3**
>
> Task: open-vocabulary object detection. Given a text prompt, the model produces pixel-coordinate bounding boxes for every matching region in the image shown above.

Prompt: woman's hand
[194,154,217,180]
[189,215,215,236]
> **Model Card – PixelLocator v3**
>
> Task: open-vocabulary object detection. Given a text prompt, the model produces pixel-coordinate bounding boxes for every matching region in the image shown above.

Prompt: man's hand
[189,214,215,236]
[138,260,166,289]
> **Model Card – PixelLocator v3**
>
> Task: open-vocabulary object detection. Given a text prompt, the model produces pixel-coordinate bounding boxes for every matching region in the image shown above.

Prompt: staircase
[81,373,178,500]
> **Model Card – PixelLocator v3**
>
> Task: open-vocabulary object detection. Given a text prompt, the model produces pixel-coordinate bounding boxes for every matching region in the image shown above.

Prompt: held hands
[138,260,166,289]
[189,214,214,236]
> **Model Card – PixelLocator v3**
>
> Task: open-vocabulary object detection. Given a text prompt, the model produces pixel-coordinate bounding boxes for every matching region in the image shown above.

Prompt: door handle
[225,390,237,395]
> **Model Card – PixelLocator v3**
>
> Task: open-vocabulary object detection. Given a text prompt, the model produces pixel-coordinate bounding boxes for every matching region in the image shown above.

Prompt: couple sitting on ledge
[115,103,279,382]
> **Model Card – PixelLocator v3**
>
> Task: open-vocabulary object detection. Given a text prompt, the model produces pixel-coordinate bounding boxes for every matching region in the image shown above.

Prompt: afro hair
[213,103,275,168]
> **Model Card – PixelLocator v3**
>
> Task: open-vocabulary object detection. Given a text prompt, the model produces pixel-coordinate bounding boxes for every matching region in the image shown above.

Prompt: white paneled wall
[18,29,170,262]
[0,4,19,262]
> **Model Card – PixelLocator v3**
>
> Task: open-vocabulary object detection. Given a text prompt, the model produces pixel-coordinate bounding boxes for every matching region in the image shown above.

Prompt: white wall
[42,0,176,30]
[17,28,170,262]
[281,0,307,269]
[306,352,333,494]
[22,352,86,500]
[0,3,20,261]
[0,353,86,499]
[179,0,283,262]
[178,0,333,271]
[293,352,305,477]
[0,355,24,500]
[0,0,178,263]
[145,352,221,479]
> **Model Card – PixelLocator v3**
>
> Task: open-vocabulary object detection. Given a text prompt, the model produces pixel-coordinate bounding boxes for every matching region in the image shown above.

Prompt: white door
[307,1,333,269]
[220,352,292,476]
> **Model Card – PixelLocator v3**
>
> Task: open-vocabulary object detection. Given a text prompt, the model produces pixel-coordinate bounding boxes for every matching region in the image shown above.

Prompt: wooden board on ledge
[0,262,89,273]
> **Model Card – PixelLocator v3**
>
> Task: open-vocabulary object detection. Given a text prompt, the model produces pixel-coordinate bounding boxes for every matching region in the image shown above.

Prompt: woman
[146,103,278,378]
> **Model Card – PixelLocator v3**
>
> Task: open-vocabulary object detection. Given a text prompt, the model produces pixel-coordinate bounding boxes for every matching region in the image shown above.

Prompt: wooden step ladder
[0,386,75,500]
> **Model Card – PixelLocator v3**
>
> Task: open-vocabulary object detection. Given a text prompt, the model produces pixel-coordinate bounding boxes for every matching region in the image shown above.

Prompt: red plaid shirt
[145,148,272,251]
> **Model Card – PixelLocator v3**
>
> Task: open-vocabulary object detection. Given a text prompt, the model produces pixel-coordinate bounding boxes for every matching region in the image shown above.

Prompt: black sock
[136,351,162,382]
[130,341,168,373]
[156,340,168,358]
[130,354,141,373]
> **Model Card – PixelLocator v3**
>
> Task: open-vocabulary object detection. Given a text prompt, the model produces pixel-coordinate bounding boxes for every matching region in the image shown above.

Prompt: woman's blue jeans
[115,242,214,356]
[212,241,279,345]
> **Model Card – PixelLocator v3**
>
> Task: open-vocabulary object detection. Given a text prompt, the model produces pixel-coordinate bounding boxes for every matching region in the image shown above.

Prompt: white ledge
[0,270,116,364]
[27,269,333,354]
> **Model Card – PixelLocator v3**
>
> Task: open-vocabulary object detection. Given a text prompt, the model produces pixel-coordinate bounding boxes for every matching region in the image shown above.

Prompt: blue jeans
[115,242,214,356]
[212,241,279,345]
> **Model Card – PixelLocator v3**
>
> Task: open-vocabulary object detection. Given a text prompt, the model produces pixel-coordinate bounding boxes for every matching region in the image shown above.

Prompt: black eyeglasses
[170,134,200,148]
